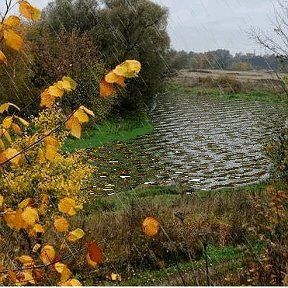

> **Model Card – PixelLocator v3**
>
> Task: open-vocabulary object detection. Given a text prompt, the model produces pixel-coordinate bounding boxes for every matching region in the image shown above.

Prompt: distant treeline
[168,49,286,72]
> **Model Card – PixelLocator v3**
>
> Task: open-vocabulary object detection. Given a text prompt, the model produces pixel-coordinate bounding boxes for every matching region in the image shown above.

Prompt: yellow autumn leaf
[66,116,81,138]
[113,60,141,78]
[29,223,45,237]
[48,84,64,98]
[79,106,95,117]
[21,207,38,226]
[0,195,3,207]
[40,89,55,108]
[11,123,21,135]
[0,139,5,151]
[58,197,77,216]
[0,51,7,65]
[45,144,58,161]
[4,148,22,166]
[62,76,77,91]
[105,71,126,87]
[54,216,69,232]
[66,228,85,242]
[3,130,12,143]
[44,135,59,147]
[61,278,82,286]
[55,262,72,282]
[142,216,160,237]
[14,116,29,126]
[111,273,122,281]
[4,29,24,51]
[19,0,41,21]
[3,15,20,27]
[74,109,89,123]
[2,116,13,129]
[18,197,32,208]
[3,209,29,230]
[16,255,34,267]
[85,253,97,268]
[40,245,55,265]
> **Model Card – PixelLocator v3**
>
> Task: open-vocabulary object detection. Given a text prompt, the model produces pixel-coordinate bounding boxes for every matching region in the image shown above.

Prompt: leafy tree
[41,0,170,113]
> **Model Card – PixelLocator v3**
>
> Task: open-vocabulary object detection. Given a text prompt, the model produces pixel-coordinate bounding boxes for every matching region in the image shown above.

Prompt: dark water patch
[132,93,288,190]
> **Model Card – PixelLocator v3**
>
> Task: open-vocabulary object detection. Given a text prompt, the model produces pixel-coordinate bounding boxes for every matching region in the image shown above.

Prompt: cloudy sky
[1,0,278,55]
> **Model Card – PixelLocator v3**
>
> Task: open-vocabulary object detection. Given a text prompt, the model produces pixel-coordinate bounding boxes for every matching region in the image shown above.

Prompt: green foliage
[40,0,170,113]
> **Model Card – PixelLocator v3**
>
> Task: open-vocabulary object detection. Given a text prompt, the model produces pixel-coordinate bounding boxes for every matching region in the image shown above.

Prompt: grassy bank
[73,182,276,286]
[63,114,154,152]
[167,81,288,104]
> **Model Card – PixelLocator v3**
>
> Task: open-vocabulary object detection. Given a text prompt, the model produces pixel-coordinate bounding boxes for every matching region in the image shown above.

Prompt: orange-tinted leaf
[100,79,115,98]
[3,15,20,27]
[3,209,28,230]
[19,0,41,21]
[58,197,77,216]
[66,116,81,138]
[4,29,24,51]
[11,123,21,135]
[54,216,69,232]
[40,245,55,265]
[142,217,160,237]
[87,241,102,265]
[16,255,34,267]
[66,228,85,242]
[32,268,45,282]
[0,51,7,65]
[40,89,55,108]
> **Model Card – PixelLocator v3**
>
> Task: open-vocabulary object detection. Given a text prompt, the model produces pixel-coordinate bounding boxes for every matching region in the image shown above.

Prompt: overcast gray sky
[1,0,277,55]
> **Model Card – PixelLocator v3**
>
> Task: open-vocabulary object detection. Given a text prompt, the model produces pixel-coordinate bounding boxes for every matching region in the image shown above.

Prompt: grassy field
[63,114,154,152]
[168,69,288,104]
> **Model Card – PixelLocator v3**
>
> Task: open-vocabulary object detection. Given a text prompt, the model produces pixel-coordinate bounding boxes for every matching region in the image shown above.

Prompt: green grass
[104,245,243,286]
[167,82,288,104]
[62,114,154,152]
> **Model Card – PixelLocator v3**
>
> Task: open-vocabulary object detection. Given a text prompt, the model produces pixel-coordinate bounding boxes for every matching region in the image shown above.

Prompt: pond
[133,92,288,190]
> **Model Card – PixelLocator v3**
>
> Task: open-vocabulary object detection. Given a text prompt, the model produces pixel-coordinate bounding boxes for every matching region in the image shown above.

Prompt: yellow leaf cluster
[19,0,41,21]
[58,197,80,216]
[40,77,77,108]
[66,106,95,138]
[100,60,141,98]
[55,262,72,283]
[3,205,39,231]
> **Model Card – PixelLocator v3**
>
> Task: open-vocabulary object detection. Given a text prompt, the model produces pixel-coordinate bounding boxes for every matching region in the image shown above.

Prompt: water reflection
[135,92,288,190]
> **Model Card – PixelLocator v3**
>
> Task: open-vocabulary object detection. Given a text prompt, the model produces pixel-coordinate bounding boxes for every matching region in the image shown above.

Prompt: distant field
[173,69,288,86]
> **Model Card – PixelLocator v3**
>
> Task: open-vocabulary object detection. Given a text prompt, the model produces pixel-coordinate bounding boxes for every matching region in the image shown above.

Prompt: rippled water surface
[134,93,288,190]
